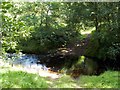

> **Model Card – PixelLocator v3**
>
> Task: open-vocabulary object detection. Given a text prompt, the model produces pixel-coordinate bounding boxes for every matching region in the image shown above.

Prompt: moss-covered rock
[67,56,99,76]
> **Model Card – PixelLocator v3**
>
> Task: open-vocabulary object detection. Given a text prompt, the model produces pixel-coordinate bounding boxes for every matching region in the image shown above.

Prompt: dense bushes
[1,2,119,71]
[84,2,120,70]
[85,29,120,70]
[18,26,80,54]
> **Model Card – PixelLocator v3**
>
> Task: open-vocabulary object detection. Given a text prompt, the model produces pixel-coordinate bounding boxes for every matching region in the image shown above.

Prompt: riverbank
[0,60,119,88]
[0,59,62,79]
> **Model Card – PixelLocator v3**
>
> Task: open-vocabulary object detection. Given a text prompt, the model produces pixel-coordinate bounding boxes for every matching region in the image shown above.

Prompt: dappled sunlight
[80,27,95,35]
[38,70,61,79]
[0,60,62,79]
[1,2,119,88]
[46,81,53,84]
[57,48,73,55]
[13,85,21,88]
[49,75,82,88]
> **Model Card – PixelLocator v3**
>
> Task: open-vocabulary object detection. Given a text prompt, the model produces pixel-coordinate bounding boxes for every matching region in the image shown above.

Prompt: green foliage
[1,2,81,53]
[84,3,120,61]
[1,2,26,53]
[70,56,85,70]
[1,2,120,70]
[85,32,100,58]
[18,26,80,53]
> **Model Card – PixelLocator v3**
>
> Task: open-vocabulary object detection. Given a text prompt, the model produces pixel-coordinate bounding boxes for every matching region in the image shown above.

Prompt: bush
[18,26,81,54]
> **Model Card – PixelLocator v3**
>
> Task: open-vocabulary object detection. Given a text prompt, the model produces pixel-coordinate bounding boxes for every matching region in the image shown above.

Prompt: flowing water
[2,53,62,79]
[5,53,49,70]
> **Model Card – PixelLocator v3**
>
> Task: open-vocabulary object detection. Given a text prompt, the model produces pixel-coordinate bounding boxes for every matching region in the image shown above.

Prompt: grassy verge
[79,71,119,88]
[0,60,119,88]
[45,71,119,88]
[45,75,81,88]
[0,61,48,88]
[1,71,48,88]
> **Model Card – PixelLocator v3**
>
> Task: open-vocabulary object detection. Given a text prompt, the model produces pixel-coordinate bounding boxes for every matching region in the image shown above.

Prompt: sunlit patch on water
[5,53,48,71]
[3,53,62,79]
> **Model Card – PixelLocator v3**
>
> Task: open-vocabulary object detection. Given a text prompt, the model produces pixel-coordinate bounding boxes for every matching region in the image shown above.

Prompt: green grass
[45,71,119,88]
[0,61,48,88]
[1,71,48,88]
[0,61,119,88]
[45,75,80,88]
[79,71,119,88]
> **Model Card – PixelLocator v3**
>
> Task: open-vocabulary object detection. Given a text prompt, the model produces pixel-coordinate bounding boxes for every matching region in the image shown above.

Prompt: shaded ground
[62,34,91,56]
[38,34,91,72]
[49,34,91,56]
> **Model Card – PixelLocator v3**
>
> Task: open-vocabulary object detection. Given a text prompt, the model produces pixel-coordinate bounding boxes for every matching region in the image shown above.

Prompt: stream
[5,53,50,71]
[2,53,62,79]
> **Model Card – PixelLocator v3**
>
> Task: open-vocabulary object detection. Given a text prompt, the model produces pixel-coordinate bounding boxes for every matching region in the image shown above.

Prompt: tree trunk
[94,2,100,45]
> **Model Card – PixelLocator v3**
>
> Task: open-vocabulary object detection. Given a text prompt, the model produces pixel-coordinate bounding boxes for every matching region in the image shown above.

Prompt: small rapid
[5,53,49,71]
